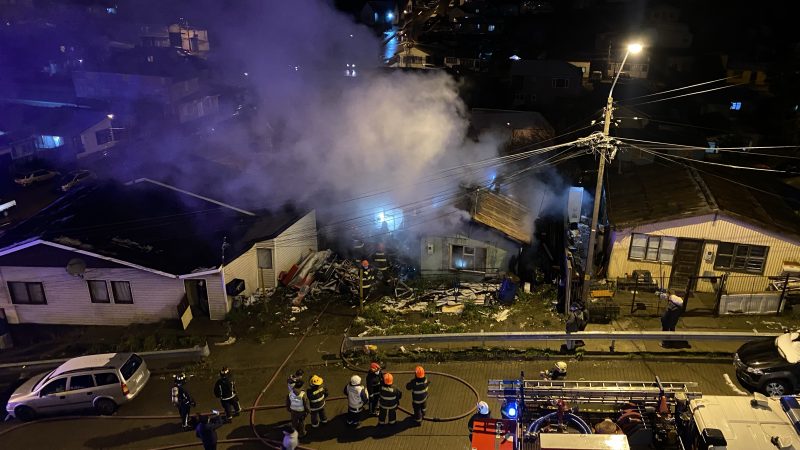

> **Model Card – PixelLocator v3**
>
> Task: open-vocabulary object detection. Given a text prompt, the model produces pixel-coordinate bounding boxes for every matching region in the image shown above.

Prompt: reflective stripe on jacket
[345,384,368,410]
[379,385,402,409]
[307,385,328,411]
[288,390,306,412]
[406,377,429,404]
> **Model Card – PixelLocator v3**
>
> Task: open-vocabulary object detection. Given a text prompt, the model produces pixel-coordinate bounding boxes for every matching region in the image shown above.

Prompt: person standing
[360,260,375,301]
[213,367,241,421]
[378,372,402,425]
[366,362,384,416]
[307,375,329,428]
[406,365,429,424]
[171,373,195,430]
[468,401,492,443]
[660,290,685,347]
[286,380,310,438]
[372,243,390,279]
[281,425,299,450]
[195,412,224,450]
[287,369,304,393]
[344,375,369,427]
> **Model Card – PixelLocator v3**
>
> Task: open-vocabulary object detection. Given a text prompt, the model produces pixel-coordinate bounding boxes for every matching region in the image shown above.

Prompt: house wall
[78,117,117,157]
[420,235,509,276]
[273,210,318,287]
[73,72,172,103]
[182,271,227,320]
[0,266,186,325]
[608,214,800,293]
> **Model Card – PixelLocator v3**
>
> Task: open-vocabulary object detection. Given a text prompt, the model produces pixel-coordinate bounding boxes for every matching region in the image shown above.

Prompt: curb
[0,343,210,373]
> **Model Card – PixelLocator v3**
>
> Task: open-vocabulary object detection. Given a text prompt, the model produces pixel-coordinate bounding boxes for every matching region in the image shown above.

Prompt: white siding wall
[273,211,318,287]
[0,266,185,325]
[182,272,227,320]
[609,214,800,293]
[223,245,260,296]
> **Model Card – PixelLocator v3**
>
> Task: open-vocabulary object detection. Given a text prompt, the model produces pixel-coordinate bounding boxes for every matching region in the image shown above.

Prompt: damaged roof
[0,180,305,275]
[606,164,800,241]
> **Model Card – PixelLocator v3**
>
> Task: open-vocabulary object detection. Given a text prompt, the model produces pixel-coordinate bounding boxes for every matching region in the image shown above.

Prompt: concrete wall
[0,266,186,325]
[608,214,800,293]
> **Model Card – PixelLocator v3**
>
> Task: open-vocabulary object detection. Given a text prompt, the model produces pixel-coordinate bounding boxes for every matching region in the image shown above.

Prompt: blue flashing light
[386,11,395,21]
[501,399,519,419]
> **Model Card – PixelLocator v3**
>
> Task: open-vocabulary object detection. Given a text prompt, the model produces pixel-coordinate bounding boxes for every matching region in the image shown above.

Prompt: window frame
[7,281,48,305]
[449,244,488,272]
[257,248,274,269]
[40,378,67,396]
[67,374,95,391]
[713,242,768,274]
[628,233,677,263]
[87,280,111,303]
[551,78,570,88]
[111,281,134,304]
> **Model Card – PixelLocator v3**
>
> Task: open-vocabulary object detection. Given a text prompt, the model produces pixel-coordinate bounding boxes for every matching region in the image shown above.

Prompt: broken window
[450,245,487,272]
[714,242,768,274]
[628,234,676,263]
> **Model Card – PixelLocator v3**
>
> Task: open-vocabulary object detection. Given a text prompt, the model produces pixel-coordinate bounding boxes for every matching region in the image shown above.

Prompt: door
[65,374,97,411]
[669,239,704,291]
[32,377,69,414]
[184,279,210,318]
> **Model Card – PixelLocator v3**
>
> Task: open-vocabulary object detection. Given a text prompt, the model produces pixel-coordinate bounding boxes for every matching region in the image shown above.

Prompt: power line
[617,137,800,151]
[619,144,800,174]
[622,83,745,107]
[618,77,735,102]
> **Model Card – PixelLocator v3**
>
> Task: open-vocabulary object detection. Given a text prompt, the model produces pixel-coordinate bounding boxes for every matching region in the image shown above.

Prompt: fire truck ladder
[488,379,701,406]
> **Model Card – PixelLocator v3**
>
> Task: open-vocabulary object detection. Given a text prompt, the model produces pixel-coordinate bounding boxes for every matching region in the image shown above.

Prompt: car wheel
[763,379,791,397]
[94,398,117,415]
[14,405,36,422]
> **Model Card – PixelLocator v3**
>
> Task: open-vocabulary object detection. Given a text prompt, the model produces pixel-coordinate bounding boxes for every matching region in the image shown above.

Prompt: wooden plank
[471,190,532,244]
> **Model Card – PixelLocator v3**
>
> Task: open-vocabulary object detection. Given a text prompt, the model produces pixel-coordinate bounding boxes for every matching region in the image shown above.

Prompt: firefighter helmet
[554,361,567,374]
[310,375,323,386]
[477,401,490,415]
[383,373,394,385]
[219,367,230,378]
[350,375,362,385]
[174,373,187,385]
[370,362,380,372]
[415,366,425,378]
[361,260,370,268]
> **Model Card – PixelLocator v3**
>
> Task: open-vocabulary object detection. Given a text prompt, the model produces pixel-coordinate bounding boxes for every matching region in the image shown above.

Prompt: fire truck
[470,373,800,450]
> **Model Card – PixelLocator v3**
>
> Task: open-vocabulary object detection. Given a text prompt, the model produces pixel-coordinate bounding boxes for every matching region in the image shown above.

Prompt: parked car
[14,169,60,187]
[734,330,800,396]
[5,352,150,421]
[60,170,95,192]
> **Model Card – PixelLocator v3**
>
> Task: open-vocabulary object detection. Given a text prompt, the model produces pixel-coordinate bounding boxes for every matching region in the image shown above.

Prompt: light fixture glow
[627,43,643,54]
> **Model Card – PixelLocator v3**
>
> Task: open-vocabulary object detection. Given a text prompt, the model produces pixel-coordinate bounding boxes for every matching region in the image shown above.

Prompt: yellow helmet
[310,375,323,386]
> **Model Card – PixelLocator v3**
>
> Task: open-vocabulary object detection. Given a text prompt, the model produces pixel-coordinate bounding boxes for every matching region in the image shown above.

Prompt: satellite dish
[66,258,87,278]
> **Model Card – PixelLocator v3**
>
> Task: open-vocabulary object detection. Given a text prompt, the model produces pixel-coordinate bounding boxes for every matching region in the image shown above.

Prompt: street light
[581,42,643,303]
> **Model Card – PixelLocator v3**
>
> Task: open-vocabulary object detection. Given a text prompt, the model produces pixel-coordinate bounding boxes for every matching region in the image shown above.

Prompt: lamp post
[581,43,642,302]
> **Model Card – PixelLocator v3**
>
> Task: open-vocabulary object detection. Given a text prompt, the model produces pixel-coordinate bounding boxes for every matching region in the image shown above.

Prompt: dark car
[734,331,800,396]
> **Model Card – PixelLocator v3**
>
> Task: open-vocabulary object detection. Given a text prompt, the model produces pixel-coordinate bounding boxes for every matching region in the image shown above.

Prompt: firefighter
[540,361,568,380]
[287,369,304,393]
[213,367,241,421]
[366,362,384,416]
[344,374,369,426]
[372,243,390,278]
[195,412,224,450]
[286,380,310,437]
[171,373,196,430]
[468,401,491,442]
[360,260,375,301]
[378,372,402,425]
[307,375,329,428]
[406,365,429,424]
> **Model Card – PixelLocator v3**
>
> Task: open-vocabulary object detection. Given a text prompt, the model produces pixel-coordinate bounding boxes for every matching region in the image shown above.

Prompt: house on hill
[0,180,316,326]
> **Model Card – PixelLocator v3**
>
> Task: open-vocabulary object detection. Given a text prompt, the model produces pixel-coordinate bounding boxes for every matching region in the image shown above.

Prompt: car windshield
[32,370,55,391]
[775,332,800,363]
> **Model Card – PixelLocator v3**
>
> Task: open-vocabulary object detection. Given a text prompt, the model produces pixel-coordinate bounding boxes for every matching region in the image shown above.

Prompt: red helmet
[361,260,370,268]
[383,373,394,385]
[370,362,380,372]
[415,366,425,378]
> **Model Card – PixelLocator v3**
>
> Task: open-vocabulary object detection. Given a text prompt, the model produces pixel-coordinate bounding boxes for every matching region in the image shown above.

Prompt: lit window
[488,24,495,32]
[37,135,64,149]
[629,234,676,263]
[730,101,742,111]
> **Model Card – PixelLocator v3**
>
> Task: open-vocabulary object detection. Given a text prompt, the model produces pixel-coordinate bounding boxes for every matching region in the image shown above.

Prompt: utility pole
[580,43,642,303]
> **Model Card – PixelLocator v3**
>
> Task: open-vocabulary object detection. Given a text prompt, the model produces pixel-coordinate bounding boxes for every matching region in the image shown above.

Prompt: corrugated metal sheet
[471,190,532,244]
[609,214,800,294]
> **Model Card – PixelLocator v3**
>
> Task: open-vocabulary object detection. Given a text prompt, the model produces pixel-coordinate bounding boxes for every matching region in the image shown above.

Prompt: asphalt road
[0,353,748,449]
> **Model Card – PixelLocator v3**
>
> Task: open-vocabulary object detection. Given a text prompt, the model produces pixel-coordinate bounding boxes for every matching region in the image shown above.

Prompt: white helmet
[350,375,362,385]
[554,361,567,373]
[477,401,489,415]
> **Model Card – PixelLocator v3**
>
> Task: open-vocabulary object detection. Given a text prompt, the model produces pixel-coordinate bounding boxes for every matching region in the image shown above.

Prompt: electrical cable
[622,83,746,107]
[619,144,800,174]
[617,77,735,102]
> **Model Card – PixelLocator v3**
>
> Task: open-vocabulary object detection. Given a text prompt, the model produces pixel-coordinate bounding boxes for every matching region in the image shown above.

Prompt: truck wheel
[763,380,791,397]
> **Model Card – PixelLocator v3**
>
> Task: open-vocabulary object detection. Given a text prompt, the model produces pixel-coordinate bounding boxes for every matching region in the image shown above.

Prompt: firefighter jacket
[366,370,383,395]
[307,385,328,411]
[361,268,375,290]
[344,384,369,410]
[372,251,389,272]
[171,385,194,407]
[286,389,310,413]
[379,385,402,410]
[406,376,429,404]
[213,377,237,400]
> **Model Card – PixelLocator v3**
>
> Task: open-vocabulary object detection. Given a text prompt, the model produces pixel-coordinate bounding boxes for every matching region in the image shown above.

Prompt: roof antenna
[221,236,230,265]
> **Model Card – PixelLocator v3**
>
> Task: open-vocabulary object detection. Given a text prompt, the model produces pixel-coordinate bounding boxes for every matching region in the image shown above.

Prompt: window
[88,280,110,303]
[730,101,742,111]
[450,245,488,271]
[552,78,569,88]
[68,375,95,391]
[257,248,273,269]
[8,282,47,305]
[120,354,143,380]
[714,242,768,274]
[94,372,120,386]
[487,24,495,32]
[111,281,133,304]
[628,234,677,263]
[40,378,67,396]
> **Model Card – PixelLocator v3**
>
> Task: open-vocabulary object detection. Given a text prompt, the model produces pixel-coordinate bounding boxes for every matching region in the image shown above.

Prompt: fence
[612,271,797,317]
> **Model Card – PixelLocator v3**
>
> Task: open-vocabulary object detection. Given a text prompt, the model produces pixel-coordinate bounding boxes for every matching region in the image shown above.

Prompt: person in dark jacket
[365,362,384,416]
[307,375,329,428]
[468,401,492,442]
[378,372,402,425]
[171,373,195,430]
[660,290,685,347]
[195,412,224,450]
[213,367,241,421]
[405,365,429,424]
